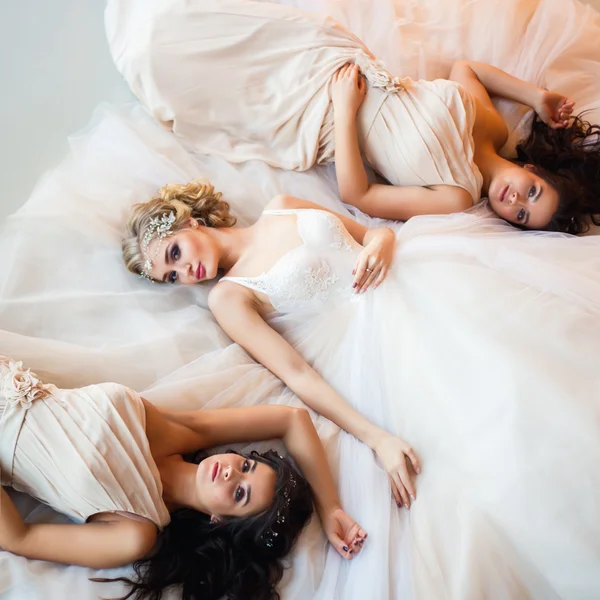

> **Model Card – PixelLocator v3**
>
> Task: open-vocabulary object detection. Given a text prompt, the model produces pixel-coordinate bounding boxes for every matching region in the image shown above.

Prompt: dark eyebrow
[244,461,258,507]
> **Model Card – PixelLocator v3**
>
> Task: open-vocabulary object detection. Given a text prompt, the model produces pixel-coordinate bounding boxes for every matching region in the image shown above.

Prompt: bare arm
[0,488,156,568]
[166,406,343,517]
[208,284,421,507]
[451,60,542,109]
[331,64,473,219]
[208,286,383,450]
[450,61,574,132]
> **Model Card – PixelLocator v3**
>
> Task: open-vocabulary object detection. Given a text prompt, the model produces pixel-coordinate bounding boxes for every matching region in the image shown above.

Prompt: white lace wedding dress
[2,0,600,595]
[216,205,600,600]
[0,102,599,599]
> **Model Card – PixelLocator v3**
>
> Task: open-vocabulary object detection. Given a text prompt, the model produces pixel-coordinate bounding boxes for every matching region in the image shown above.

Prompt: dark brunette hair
[515,114,600,234]
[101,450,313,600]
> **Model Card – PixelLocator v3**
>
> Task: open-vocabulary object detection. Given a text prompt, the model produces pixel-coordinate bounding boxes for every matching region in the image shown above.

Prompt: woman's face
[487,164,559,229]
[196,453,277,519]
[146,220,219,284]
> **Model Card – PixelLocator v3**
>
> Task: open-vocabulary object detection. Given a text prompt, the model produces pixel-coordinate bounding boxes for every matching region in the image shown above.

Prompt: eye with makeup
[166,243,181,284]
[235,486,245,503]
[234,460,252,503]
[528,186,537,199]
[517,208,527,222]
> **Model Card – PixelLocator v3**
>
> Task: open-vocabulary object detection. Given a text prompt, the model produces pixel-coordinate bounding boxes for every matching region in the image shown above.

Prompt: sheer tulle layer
[2,0,600,595]
[1,103,599,598]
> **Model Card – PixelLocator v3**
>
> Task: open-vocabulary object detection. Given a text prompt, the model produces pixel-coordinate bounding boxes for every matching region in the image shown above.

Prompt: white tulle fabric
[1,104,599,599]
[1,0,600,597]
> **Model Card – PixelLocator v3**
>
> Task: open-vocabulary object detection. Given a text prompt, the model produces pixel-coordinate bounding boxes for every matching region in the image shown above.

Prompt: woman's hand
[331,63,367,120]
[373,433,421,509]
[321,506,367,560]
[353,228,395,293]
[535,90,575,129]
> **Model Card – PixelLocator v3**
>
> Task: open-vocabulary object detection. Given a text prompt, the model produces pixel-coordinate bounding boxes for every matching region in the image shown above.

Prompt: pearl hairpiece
[139,212,176,281]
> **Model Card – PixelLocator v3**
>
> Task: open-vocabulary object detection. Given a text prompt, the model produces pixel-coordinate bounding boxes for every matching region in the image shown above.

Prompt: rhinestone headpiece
[262,470,298,548]
[139,212,176,281]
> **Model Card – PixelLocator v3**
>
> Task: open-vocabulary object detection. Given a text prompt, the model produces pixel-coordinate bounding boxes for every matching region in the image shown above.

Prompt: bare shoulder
[266,194,295,210]
[209,279,252,309]
[266,193,322,212]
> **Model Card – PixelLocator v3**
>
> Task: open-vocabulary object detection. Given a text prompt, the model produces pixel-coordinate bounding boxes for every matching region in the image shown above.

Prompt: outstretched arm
[207,284,421,509]
[449,60,574,129]
[163,404,366,558]
[0,488,156,568]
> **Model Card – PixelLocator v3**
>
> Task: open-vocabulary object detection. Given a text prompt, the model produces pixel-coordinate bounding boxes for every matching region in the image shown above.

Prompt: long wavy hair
[515,113,600,234]
[98,450,313,600]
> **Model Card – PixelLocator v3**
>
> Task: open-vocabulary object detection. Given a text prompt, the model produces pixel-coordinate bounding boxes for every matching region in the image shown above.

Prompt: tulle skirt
[2,102,600,599]
[3,0,600,595]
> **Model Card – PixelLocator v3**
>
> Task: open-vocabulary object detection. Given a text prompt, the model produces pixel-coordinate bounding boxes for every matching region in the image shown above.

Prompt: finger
[330,531,353,560]
[358,266,380,293]
[406,447,421,475]
[398,458,417,499]
[352,255,369,289]
[351,534,364,556]
[345,522,361,546]
[356,263,377,292]
[373,266,388,289]
[389,475,402,507]
[393,472,411,508]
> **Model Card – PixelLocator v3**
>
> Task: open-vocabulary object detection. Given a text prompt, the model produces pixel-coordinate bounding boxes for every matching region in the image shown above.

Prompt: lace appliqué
[247,259,339,310]
[308,210,354,251]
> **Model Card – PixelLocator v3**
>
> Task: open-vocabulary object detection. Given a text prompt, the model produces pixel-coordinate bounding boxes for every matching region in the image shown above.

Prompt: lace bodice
[221,209,362,313]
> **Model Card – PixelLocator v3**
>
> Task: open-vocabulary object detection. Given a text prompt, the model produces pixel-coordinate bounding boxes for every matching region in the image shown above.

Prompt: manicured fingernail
[343,546,348,552]
[352,283,357,288]
[352,269,356,275]
[411,495,416,501]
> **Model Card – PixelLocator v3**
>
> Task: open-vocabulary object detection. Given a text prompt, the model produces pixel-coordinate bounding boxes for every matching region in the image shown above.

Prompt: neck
[203,224,254,272]
[475,142,514,196]
[160,457,209,514]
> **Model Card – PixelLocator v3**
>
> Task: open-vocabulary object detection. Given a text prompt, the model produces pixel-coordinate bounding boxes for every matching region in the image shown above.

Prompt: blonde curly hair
[123,179,237,280]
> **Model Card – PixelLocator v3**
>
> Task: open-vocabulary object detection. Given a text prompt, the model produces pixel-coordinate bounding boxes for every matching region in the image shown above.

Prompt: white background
[1,0,599,222]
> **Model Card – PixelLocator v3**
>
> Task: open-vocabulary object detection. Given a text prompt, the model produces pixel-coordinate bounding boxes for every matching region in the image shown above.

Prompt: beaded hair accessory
[263,470,298,548]
[139,212,176,280]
